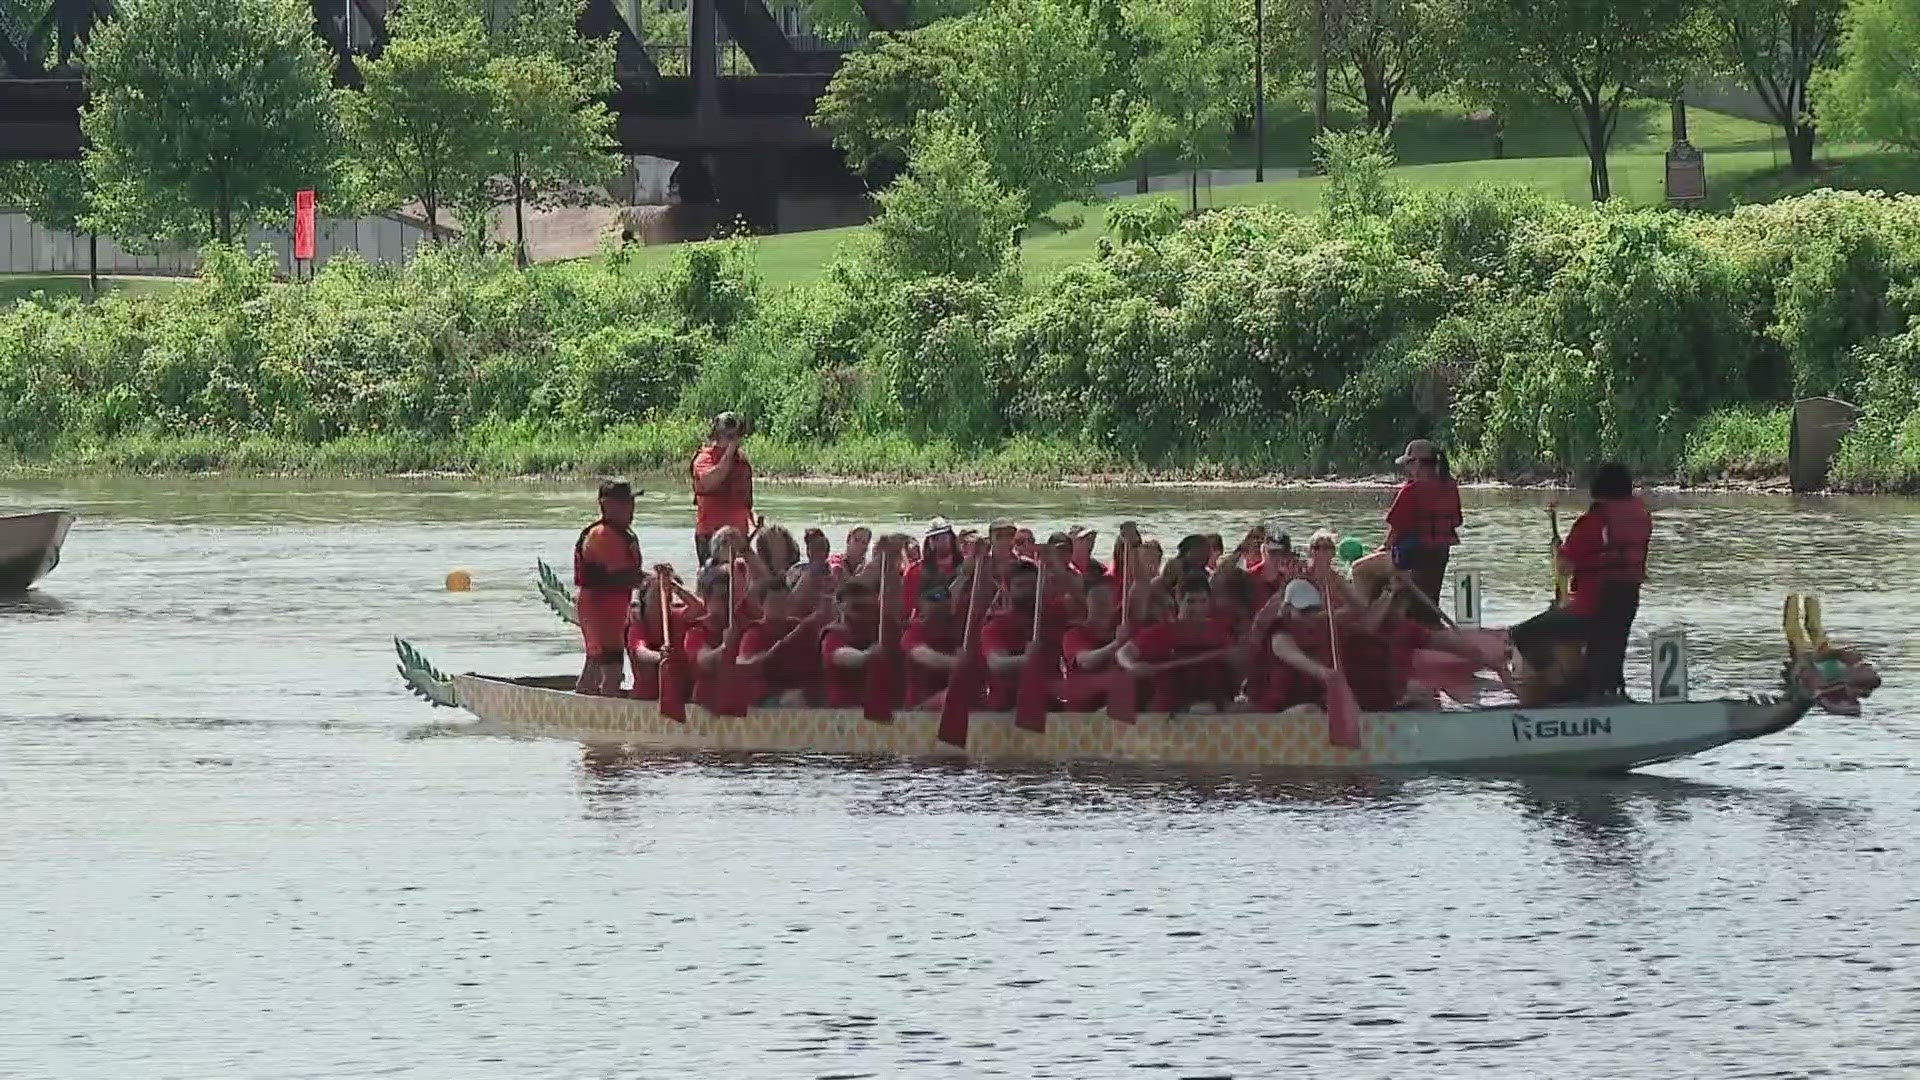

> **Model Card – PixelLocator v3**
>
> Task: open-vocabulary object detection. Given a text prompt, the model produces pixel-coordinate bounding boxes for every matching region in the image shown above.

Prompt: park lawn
[0,273,189,306]
[1129,92,1787,176]
[594,130,1907,291]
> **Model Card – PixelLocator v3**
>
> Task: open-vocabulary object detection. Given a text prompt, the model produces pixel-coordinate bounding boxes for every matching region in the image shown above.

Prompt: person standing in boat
[1383,439,1462,621]
[1556,462,1653,699]
[691,411,754,567]
[574,480,643,696]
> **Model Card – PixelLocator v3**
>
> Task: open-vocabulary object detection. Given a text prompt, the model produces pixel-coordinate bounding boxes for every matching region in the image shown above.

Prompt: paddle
[864,547,897,723]
[1322,570,1364,749]
[656,567,689,722]
[1014,557,1058,733]
[1547,502,1569,605]
[937,539,993,748]
[1105,539,1138,724]
[715,558,750,717]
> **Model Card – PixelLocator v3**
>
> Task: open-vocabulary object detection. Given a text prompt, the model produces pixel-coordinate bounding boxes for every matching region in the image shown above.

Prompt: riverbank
[0,420,1838,493]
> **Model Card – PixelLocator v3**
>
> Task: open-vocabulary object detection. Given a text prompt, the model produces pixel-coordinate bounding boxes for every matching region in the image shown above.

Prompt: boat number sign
[1453,571,1483,628]
[1510,713,1614,742]
[1650,628,1689,704]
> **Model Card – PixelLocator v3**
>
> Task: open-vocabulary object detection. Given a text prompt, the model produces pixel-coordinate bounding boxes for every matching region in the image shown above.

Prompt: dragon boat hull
[426,669,1810,775]
[0,511,75,593]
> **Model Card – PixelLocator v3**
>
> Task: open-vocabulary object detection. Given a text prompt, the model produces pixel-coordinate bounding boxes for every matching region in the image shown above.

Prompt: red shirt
[819,624,878,708]
[1386,477,1462,548]
[1129,617,1236,711]
[1061,625,1115,711]
[1561,497,1652,617]
[901,617,963,706]
[979,610,1032,710]
[681,621,733,712]
[1277,619,1400,711]
[625,606,686,700]
[691,443,753,535]
[737,616,824,703]
[901,556,962,619]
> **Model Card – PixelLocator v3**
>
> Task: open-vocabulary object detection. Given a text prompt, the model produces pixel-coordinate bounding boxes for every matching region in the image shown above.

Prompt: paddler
[1383,438,1462,623]
[573,479,643,696]
[690,411,754,566]
[1556,462,1652,699]
[1256,579,1403,712]
[1115,572,1237,713]
[626,565,704,701]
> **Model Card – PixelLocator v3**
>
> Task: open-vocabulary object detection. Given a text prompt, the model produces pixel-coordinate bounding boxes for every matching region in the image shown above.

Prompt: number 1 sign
[1452,571,1482,628]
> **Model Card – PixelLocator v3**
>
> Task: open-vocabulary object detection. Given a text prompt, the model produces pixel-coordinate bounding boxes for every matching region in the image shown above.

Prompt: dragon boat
[392,569,1875,775]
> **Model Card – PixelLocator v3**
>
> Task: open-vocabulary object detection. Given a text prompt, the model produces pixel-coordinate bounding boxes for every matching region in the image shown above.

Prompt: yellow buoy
[445,569,474,592]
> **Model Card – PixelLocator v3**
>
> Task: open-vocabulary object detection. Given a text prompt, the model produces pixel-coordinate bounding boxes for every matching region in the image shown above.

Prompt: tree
[1711,0,1840,173]
[817,0,1116,220]
[488,50,619,265]
[1811,0,1920,154]
[1125,0,1248,212]
[342,8,500,239]
[1324,0,1440,132]
[938,0,1118,218]
[871,117,1026,281]
[1443,0,1703,202]
[80,0,341,246]
[0,160,101,290]
[815,27,964,175]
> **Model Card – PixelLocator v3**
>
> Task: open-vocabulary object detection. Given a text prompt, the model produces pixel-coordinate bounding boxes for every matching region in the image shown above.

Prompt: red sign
[293,189,316,261]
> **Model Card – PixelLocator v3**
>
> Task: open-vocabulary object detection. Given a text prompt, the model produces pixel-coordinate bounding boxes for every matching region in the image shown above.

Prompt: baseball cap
[926,516,955,537]
[1395,438,1437,465]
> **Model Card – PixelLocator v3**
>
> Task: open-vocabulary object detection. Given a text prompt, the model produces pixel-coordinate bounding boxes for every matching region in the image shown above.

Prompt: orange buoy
[445,569,473,592]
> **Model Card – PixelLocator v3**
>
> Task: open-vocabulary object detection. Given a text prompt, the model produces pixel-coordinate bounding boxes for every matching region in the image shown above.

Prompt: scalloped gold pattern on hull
[453,677,1422,768]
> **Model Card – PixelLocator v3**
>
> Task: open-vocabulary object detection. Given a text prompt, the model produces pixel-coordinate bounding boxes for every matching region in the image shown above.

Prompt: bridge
[0,0,903,231]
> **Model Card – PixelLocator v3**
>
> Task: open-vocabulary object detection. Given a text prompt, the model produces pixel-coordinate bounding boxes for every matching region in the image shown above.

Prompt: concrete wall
[0,210,434,275]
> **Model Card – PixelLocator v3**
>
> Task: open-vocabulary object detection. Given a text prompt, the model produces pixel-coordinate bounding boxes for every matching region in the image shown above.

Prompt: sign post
[1664,98,1706,207]
[293,189,316,280]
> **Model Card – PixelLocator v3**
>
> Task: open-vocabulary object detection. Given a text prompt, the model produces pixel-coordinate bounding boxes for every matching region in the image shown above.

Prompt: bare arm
[692,442,739,494]
[1269,632,1333,682]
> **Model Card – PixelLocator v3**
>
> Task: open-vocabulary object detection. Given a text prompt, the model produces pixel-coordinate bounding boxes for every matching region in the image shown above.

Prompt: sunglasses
[1311,542,1334,551]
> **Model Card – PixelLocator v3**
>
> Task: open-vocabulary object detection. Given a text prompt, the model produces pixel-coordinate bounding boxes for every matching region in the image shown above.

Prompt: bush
[871,116,1025,281]
[562,325,704,430]
[1316,128,1399,224]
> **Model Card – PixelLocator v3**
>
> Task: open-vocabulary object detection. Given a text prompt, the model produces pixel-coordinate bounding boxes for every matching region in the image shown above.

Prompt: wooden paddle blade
[658,655,689,722]
[1326,675,1363,749]
[936,659,978,747]
[863,653,896,724]
[1013,636,1059,733]
[1105,667,1138,724]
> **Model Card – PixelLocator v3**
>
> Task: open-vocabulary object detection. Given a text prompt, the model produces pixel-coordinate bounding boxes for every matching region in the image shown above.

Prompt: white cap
[1283,579,1324,610]
[926,516,955,537]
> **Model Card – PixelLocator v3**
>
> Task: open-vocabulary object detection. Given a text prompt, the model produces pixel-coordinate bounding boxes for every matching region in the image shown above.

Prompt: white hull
[439,674,1811,775]
[0,511,75,591]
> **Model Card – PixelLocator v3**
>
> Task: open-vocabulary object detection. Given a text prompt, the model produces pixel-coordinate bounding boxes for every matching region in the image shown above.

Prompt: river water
[1,477,1915,1079]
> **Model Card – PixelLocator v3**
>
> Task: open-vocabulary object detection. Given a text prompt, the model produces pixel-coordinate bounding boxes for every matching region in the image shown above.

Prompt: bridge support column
[690,0,720,124]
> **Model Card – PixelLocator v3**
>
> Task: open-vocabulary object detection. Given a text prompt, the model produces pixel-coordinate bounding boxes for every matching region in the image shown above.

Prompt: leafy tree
[871,117,1026,281]
[814,26,964,174]
[1711,0,1840,173]
[1325,0,1440,132]
[0,160,89,233]
[80,0,341,246]
[342,7,500,239]
[1124,0,1248,212]
[800,0,979,41]
[487,51,619,265]
[939,0,1117,218]
[1443,0,1703,201]
[1812,0,1920,154]
[819,0,1114,219]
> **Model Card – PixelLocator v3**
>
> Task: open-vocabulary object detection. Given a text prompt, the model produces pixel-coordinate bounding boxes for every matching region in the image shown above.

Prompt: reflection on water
[2,476,1916,1077]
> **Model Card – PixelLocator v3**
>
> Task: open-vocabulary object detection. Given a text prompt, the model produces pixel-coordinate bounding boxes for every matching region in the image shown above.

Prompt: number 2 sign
[1649,629,1689,703]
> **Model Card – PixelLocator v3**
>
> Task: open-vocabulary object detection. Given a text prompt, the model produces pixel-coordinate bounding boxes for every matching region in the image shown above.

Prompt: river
[1,477,1915,1078]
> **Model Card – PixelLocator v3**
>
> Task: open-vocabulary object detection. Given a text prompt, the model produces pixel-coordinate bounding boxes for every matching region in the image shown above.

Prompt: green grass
[0,273,190,306]
[582,119,1917,292]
